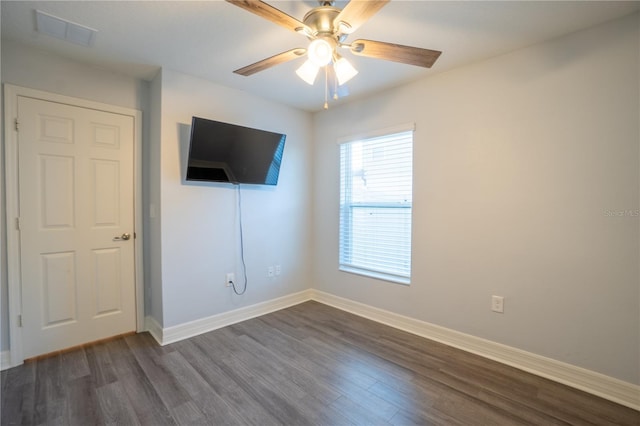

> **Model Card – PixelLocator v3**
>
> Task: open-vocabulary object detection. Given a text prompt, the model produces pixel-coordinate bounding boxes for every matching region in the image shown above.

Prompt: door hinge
[17,315,22,327]
[14,118,19,132]
[15,217,20,231]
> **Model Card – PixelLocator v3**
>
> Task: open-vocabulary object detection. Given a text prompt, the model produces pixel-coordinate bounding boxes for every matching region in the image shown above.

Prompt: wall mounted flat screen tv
[186,117,286,185]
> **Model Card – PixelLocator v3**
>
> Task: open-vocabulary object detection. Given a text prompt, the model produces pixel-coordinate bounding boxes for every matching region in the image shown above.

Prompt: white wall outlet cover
[226,273,235,287]
[492,295,504,313]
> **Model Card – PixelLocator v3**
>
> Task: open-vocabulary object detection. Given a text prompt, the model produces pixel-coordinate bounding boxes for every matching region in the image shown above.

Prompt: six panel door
[18,96,136,359]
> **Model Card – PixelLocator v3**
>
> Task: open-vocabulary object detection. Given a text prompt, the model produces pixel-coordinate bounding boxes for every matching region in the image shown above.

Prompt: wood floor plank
[368,379,440,418]
[329,394,394,426]
[123,334,192,411]
[230,319,349,390]
[236,318,400,421]
[389,406,462,426]
[302,328,420,389]
[1,361,35,425]
[192,330,328,424]
[159,350,246,425]
[66,375,101,426]
[84,341,118,388]
[95,381,142,426]
[223,326,357,426]
[33,354,67,424]
[433,386,531,426]
[216,326,319,404]
[234,331,343,405]
[179,338,283,426]
[253,314,408,419]
[2,301,638,426]
[59,347,91,381]
[476,388,571,425]
[535,381,639,425]
[106,338,177,425]
[168,400,207,426]
[1,381,34,425]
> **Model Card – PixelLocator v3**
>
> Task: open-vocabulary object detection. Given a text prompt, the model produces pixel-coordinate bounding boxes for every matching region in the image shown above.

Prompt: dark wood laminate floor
[2,301,639,425]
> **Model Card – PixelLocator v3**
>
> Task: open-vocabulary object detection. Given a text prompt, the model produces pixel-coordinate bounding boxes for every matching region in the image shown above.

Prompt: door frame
[3,84,145,367]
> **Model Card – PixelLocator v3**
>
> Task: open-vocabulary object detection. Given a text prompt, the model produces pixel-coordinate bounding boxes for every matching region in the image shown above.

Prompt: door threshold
[23,331,137,362]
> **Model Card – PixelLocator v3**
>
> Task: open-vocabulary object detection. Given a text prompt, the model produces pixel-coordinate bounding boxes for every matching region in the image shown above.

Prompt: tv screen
[186,117,286,185]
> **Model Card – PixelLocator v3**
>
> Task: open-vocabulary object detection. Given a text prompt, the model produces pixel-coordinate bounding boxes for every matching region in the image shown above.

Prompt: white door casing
[3,85,144,366]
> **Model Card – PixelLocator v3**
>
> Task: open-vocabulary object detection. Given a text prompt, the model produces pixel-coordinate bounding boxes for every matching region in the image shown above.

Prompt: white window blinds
[339,127,413,284]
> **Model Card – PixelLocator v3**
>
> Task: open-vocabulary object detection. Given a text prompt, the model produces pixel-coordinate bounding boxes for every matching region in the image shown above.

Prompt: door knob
[113,233,131,241]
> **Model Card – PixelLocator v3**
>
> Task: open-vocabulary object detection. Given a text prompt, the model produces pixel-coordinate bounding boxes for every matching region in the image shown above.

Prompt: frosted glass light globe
[308,39,332,67]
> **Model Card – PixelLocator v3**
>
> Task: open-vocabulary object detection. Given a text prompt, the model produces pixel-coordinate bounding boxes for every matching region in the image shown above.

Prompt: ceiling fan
[227,0,442,108]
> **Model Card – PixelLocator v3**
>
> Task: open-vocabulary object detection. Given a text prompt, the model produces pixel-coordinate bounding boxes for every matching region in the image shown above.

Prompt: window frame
[337,123,415,285]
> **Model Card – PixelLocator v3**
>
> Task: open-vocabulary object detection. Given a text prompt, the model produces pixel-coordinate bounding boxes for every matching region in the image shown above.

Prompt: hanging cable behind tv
[229,184,248,295]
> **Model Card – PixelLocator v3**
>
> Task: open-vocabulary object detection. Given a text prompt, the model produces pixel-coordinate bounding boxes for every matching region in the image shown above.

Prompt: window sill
[339,266,410,286]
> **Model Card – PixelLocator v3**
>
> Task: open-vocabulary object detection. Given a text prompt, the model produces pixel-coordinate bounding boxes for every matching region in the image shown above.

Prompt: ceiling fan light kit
[228,0,442,109]
[296,59,320,85]
[307,38,333,66]
[333,55,358,85]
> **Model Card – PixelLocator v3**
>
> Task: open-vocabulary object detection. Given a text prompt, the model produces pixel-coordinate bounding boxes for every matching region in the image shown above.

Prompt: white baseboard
[147,289,313,346]
[309,289,640,411]
[0,351,11,371]
[144,315,164,346]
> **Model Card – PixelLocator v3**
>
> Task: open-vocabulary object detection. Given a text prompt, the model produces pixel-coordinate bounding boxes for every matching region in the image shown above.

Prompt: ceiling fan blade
[334,1,389,34]
[226,0,309,33]
[350,39,442,68]
[234,48,306,76]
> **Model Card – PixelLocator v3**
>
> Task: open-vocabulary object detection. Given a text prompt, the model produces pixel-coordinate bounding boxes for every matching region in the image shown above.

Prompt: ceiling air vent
[35,9,97,47]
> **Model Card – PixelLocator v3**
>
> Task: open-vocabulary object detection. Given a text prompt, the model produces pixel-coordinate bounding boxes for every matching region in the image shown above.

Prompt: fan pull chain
[324,66,329,110]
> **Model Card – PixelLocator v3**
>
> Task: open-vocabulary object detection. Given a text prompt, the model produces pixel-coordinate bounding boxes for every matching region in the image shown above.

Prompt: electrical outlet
[267,266,274,277]
[275,265,281,276]
[226,273,235,287]
[492,295,504,313]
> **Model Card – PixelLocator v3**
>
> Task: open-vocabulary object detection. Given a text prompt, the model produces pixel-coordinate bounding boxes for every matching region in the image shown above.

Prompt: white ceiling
[2,1,639,112]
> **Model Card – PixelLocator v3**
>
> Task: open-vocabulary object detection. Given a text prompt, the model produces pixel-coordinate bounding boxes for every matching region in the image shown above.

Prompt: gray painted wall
[312,13,639,384]
[154,69,313,327]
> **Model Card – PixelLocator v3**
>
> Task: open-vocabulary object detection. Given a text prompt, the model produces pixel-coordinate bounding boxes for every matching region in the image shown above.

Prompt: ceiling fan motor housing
[303,6,341,38]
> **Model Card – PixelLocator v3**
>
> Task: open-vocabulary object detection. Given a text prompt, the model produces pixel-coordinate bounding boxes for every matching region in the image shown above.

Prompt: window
[339,125,413,284]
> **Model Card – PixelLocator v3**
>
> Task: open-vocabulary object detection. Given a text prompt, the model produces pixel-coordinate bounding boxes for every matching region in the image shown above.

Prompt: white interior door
[18,96,136,359]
